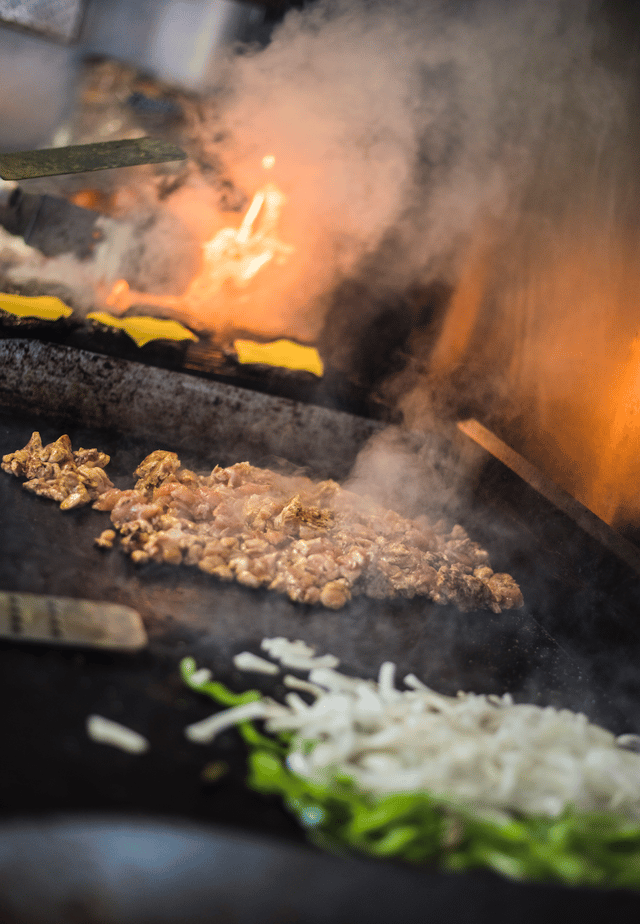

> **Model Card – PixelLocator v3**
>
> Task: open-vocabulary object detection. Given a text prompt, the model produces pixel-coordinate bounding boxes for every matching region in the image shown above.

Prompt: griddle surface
[1,342,640,919]
[0,406,628,817]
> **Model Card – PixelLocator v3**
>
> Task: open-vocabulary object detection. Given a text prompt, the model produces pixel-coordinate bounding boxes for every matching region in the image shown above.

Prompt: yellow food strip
[0,293,73,321]
[87,312,199,348]
[234,338,324,377]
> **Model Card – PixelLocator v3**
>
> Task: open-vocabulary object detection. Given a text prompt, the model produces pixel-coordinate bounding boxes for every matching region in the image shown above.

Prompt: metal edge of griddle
[0,315,388,419]
[458,418,640,575]
[0,139,187,180]
[458,418,640,576]
[0,815,639,924]
[457,417,640,654]
[0,338,382,479]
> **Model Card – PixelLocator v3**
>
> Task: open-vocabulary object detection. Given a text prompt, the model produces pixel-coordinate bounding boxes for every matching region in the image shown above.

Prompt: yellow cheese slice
[87,312,199,348]
[234,338,324,376]
[0,293,73,321]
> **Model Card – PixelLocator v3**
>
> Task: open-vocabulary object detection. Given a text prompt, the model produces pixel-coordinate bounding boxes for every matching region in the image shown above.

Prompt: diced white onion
[284,691,311,712]
[616,734,640,752]
[377,661,398,701]
[283,674,324,696]
[261,637,339,670]
[185,700,285,744]
[233,651,280,674]
[86,715,149,754]
[187,638,640,821]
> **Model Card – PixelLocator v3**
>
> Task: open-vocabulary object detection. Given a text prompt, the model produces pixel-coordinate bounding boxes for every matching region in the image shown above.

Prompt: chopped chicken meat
[2,434,524,613]
[1,432,113,510]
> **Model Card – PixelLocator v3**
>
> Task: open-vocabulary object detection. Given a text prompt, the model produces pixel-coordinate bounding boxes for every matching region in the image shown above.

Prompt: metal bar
[0,138,186,180]
[458,417,640,575]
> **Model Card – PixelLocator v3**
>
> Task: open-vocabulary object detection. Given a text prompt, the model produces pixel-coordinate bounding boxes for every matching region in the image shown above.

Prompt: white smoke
[1,0,627,365]
[210,0,622,338]
[206,0,635,528]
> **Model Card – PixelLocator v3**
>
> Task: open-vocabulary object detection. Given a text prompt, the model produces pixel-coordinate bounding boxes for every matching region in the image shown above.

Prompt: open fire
[105,154,295,332]
[95,152,326,375]
[1,0,640,538]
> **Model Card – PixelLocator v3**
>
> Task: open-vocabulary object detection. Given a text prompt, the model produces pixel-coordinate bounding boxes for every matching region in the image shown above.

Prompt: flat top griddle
[1,338,640,922]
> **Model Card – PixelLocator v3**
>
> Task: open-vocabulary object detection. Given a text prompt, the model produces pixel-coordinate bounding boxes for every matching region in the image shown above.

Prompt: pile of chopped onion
[184,638,640,821]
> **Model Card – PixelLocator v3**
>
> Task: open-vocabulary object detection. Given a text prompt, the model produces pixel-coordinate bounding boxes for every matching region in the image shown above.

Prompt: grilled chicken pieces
[1,432,113,510]
[3,434,523,612]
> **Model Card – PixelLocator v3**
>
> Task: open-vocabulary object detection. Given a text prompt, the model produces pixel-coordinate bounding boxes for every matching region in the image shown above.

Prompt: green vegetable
[180,658,640,888]
[180,656,262,706]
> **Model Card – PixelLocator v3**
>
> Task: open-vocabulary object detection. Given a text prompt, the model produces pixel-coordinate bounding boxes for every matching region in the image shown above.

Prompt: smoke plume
[210,0,623,343]
[4,0,636,527]
[207,0,637,528]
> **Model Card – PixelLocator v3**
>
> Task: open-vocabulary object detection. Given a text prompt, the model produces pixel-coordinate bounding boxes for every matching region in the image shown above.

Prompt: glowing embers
[105,156,294,328]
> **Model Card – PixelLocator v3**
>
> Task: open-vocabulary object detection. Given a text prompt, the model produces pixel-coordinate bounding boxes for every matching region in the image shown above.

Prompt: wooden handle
[0,592,147,650]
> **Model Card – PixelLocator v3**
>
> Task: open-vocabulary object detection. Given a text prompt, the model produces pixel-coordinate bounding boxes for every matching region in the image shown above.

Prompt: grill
[3,1,640,918]
[1,335,640,920]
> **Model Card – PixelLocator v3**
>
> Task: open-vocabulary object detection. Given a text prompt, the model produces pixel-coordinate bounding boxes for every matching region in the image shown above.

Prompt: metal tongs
[0,138,186,181]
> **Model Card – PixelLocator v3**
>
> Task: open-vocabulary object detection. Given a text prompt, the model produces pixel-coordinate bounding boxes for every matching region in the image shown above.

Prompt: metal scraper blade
[0,592,147,650]
[0,138,187,180]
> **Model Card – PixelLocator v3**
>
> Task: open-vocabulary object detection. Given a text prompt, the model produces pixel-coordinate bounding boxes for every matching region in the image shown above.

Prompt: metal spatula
[0,138,186,181]
[0,592,147,650]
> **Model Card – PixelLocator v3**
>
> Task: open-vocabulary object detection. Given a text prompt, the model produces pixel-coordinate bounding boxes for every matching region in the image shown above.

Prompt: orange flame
[106,156,293,328]
[587,335,640,526]
[199,182,293,291]
[427,216,640,530]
